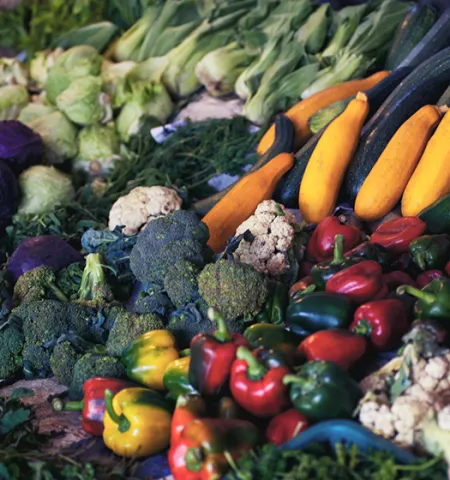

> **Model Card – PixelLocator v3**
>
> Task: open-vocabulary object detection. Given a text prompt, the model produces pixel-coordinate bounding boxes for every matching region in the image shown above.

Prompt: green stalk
[208,308,232,342]
[236,346,266,380]
[104,389,130,433]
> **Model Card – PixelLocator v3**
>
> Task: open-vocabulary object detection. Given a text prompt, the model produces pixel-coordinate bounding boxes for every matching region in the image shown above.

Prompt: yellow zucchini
[299,92,369,224]
[355,105,444,222]
[402,107,450,217]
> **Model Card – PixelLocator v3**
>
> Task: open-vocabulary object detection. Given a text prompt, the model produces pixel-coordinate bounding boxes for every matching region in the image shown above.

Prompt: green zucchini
[386,4,437,70]
[193,113,294,216]
[342,45,450,204]
[418,194,450,234]
[438,84,450,106]
[399,7,450,68]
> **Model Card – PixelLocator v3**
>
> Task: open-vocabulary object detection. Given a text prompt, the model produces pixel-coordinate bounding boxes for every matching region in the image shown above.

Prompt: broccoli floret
[77,253,115,309]
[69,353,126,400]
[163,260,200,309]
[167,300,215,349]
[0,323,24,379]
[23,345,51,378]
[13,300,91,346]
[50,341,82,385]
[105,307,165,357]
[127,281,173,316]
[13,266,69,306]
[0,270,13,323]
[130,210,210,285]
[198,260,268,322]
[56,262,84,300]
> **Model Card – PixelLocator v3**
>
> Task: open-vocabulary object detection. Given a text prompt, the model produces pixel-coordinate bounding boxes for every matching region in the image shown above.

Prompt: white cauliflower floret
[425,356,449,381]
[373,405,396,438]
[391,397,428,430]
[108,186,182,235]
[437,405,450,431]
[233,200,298,277]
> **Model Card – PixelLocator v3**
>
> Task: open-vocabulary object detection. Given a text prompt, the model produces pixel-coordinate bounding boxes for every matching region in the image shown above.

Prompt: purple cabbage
[0,159,19,229]
[0,120,44,175]
[7,235,83,282]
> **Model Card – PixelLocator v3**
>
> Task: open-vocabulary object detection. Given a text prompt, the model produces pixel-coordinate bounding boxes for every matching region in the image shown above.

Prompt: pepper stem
[104,389,130,433]
[414,253,427,271]
[396,285,436,305]
[331,234,345,264]
[185,447,204,472]
[283,375,307,386]
[208,308,232,342]
[179,349,190,358]
[352,319,373,338]
[236,346,266,380]
[52,398,84,412]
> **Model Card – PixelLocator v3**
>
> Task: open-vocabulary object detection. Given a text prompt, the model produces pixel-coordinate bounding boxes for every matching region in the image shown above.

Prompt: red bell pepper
[168,418,259,480]
[325,260,387,304]
[350,299,410,351]
[230,346,290,418]
[189,308,249,397]
[299,260,315,278]
[289,276,315,298]
[382,271,417,291]
[171,394,207,445]
[298,329,367,371]
[266,408,309,445]
[51,377,136,436]
[370,217,427,255]
[417,270,445,289]
[307,216,363,262]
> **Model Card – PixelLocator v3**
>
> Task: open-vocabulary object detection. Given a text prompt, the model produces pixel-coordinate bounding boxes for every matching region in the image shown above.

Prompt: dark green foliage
[127,281,173,316]
[164,260,200,308]
[50,342,82,386]
[22,345,51,379]
[0,323,24,379]
[105,307,165,357]
[55,262,85,300]
[198,259,268,321]
[69,353,126,400]
[130,210,210,285]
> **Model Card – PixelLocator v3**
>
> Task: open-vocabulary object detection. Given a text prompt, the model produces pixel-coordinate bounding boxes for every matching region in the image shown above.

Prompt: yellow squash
[402,107,450,217]
[257,71,390,155]
[299,92,369,224]
[202,152,294,253]
[355,105,444,222]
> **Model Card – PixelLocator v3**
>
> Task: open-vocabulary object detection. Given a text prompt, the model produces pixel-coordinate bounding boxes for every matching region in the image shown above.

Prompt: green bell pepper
[398,278,450,320]
[409,234,450,271]
[163,352,197,398]
[286,291,355,337]
[310,234,363,290]
[244,323,302,349]
[256,280,289,324]
[283,360,362,422]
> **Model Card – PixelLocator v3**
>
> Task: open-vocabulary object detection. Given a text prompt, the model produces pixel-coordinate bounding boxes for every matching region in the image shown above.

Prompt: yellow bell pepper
[103,387,172,458]
[122,329,179,390]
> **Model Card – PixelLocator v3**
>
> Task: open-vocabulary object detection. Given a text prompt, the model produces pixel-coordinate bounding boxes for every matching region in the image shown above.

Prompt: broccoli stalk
[78,253,114,307]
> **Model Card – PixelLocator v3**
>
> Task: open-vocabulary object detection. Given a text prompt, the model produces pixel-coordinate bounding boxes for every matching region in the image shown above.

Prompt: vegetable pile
[3,0,450,479]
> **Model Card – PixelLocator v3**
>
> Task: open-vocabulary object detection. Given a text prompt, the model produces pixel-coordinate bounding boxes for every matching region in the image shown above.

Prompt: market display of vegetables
[4,0,450,479]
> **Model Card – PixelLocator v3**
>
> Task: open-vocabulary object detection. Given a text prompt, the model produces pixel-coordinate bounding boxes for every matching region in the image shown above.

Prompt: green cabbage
[29,48,64,89]
[17,165,75,215]
[0,85,29,120]
[28,111,78,164]
[0,58,29,87]
[18,103,56,124]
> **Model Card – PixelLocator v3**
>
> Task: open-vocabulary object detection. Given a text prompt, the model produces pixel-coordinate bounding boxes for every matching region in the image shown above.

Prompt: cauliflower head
[109,186,183,235]
[233,200,297,278]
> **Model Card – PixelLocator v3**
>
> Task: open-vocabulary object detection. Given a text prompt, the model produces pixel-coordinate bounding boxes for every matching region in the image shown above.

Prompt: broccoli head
[163,260,200,309]
[77,253,115,309]
[12,265,69,306]
[56,262,84,300]
[127,281,173,316]
[23,345,51,378]
[0,323,24,379]
[105,307,165,357]
[198,260,268,322]
[130,210,210,284]
[13,300,91,346]
[50,341,82,386]
[167,300,215,349]
[0,270,12,323]
[69,352,126,400]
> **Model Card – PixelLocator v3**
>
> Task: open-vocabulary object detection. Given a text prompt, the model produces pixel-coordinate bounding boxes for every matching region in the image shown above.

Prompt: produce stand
[2,1,450,479]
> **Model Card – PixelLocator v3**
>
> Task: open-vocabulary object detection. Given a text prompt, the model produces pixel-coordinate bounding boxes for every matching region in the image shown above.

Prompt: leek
[295,4,331,54]
[301,51,373,99]
[321,4,368,58]
[244,62,319,125]
[162,8,250,97]
[196,42,256,97]
[259,0,314,38]
[50,22,119,52]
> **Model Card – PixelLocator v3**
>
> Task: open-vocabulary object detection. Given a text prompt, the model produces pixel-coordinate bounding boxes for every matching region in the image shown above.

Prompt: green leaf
[0,408,30,435]
[0,463,11,480]
[8,388,34,401]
